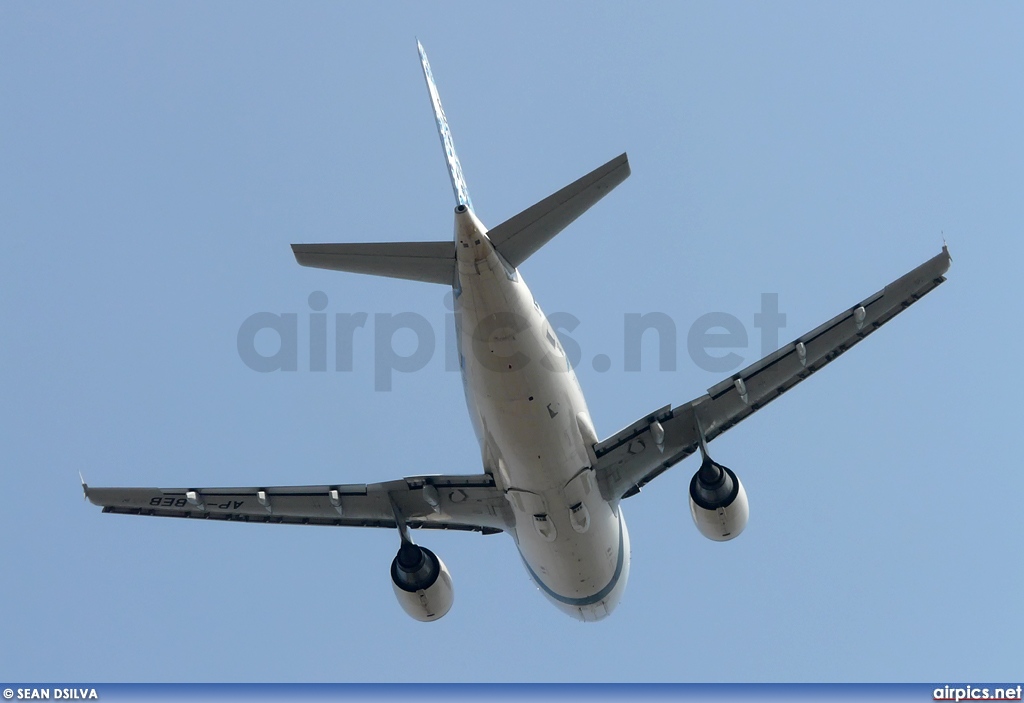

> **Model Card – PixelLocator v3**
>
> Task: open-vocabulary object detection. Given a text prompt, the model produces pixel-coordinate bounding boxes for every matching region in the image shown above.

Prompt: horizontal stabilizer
[291,241,455,285]
[489,153,630,267]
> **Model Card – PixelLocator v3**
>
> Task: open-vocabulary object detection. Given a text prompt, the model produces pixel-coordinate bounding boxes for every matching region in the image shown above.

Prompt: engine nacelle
[688,459,749,541]
[390,543,454,622]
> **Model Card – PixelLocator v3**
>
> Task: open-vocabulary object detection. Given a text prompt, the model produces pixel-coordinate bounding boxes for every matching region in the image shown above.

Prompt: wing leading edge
[84,473,512,535]
[594,246,952,501]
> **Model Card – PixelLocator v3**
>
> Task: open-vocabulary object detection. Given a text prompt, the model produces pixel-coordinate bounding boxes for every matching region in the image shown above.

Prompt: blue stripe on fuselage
[519,512,625,607]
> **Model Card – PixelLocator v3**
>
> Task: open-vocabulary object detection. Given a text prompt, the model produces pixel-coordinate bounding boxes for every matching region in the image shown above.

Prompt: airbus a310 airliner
[85,43,951,622]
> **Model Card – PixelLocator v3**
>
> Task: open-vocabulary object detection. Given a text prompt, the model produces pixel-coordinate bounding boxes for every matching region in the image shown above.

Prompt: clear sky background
[2,2,1021,683]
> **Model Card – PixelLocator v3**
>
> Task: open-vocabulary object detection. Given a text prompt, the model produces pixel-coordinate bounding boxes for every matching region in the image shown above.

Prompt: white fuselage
[452,208,630,622]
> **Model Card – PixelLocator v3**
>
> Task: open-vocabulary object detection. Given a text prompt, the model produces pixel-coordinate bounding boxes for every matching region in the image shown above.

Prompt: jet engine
[688,456,749,541]
[390,541,454,622]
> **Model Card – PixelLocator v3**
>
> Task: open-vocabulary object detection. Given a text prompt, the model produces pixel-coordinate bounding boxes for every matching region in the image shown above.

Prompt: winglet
[79,471,89,501]
[417,40,473,212]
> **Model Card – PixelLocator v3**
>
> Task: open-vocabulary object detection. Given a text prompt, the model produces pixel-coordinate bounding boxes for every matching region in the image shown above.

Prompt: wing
[85,473,512,535]
[594,246,952,501]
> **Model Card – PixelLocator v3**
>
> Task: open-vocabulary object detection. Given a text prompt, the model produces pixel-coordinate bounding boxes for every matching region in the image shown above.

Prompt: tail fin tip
[417,41,473,212]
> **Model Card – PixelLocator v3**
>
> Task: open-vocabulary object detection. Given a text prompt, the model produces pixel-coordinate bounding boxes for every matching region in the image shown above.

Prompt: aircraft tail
[488,152,630,268]
[290,44,630,285]
[417,41,473,212]
[416,38,632,269]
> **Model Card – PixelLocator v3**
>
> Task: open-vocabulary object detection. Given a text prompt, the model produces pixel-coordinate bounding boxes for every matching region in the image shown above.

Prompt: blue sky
[1,2,1021,682]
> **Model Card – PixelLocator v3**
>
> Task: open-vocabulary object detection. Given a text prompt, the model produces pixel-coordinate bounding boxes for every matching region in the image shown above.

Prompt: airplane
[83,42,951,622]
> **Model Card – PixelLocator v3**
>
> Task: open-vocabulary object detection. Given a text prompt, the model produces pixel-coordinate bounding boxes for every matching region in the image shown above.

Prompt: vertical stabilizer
[417,41,473,212]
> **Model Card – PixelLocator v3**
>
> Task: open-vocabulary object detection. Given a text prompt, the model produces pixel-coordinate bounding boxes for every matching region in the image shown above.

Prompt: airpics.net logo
[934,685,1023,701]
[236,291,789,391]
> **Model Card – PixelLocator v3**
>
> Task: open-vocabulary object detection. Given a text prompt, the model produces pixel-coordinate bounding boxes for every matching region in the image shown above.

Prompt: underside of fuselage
[451,207,630,621]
